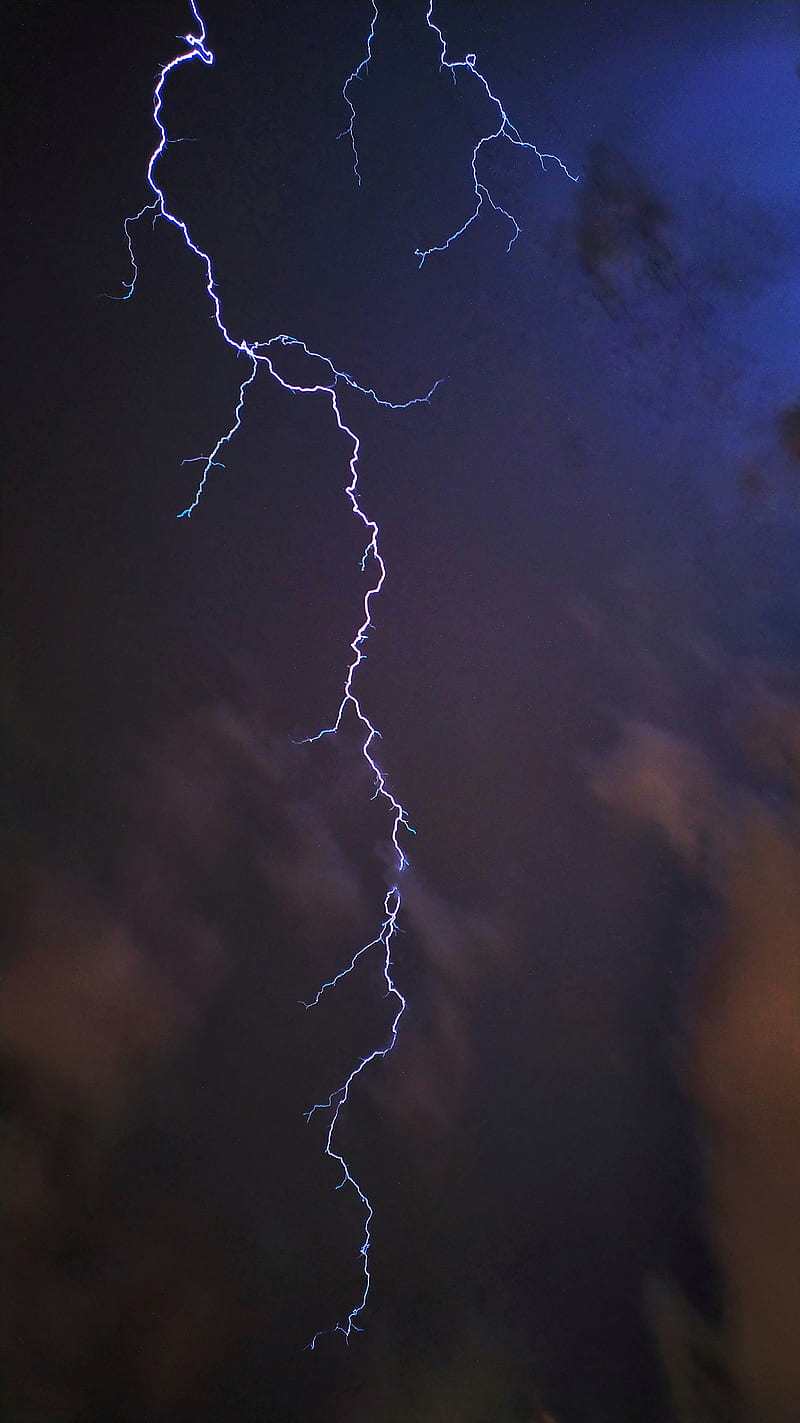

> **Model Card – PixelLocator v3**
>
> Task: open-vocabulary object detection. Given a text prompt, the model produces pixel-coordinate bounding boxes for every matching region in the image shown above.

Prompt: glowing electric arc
[417,0,579,265]
[339,0,379,186]
[340,0,577,265]
[304,886,405,1347]
[115,0,437,1341]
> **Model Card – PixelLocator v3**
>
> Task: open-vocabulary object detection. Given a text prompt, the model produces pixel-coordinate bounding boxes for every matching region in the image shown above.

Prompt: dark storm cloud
[346,1312,549,1423]
[365,869,516,1181]
[689,186,796,308]
[1,681,523,1416]
[575,142,674,303]
[591,719,719,868]
[777,398,800,462]
[590,663,800,1421]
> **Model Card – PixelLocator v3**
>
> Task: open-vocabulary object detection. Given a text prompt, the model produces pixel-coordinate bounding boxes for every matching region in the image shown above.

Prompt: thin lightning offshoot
[340,0,578,265]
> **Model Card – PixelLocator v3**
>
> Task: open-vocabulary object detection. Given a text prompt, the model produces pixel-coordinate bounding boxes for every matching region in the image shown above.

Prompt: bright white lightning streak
[115,0,437,1341]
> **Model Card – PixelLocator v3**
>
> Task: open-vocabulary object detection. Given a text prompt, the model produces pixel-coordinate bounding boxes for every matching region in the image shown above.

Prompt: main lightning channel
[117,0,435,1341]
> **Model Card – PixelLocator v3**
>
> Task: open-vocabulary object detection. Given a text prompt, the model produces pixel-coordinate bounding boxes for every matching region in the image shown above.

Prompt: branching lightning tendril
[339,0,379,186]
[340,0,578,265]
[117,0,573,1347]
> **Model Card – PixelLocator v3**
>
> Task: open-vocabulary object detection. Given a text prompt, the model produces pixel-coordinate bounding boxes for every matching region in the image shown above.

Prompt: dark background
[6,3,800,1419]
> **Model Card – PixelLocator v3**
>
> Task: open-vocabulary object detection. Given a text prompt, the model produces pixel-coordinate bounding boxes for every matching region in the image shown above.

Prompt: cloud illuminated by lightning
[114,0,437,1341]
[339,0,578,266]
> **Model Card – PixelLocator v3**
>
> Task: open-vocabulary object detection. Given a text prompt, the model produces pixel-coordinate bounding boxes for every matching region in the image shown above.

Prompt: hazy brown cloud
[591,673,800,1422]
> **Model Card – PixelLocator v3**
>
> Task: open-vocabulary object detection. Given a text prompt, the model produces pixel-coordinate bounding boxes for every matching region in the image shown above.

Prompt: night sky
[6,3,800,1420]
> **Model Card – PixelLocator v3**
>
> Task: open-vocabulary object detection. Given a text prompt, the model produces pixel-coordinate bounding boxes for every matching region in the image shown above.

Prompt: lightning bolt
[417,0,578,265]
[116,0,576,1347]
[339,0,379,186]
[114,0,435,1342]
[303,886,404,1347]
[339,0,578,266]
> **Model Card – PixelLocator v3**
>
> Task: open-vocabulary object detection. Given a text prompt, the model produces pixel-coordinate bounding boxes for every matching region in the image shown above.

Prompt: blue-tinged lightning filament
[339,0,379,185]
[303,886,404,1347]
[418,1,578,264]
[117,0,435,1341]
[340,1,577,265]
